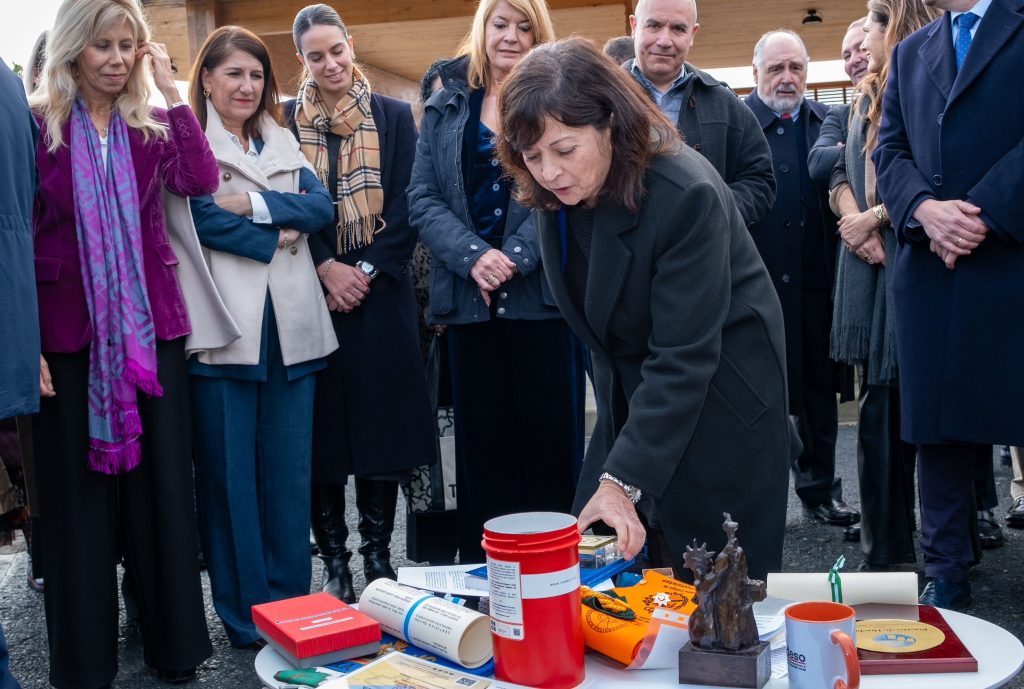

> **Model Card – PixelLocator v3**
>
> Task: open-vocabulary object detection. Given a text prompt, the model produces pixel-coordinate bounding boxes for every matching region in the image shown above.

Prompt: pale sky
[0,0,847,88]
[1,0,61,74]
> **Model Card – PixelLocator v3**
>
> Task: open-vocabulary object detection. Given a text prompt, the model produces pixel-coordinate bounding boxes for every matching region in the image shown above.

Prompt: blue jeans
[190,346,315,646]
[0,623,21,689]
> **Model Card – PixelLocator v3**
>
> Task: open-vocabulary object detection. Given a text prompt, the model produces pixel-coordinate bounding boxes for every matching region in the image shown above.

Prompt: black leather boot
[311,484,355,603]
[356,478,399,582]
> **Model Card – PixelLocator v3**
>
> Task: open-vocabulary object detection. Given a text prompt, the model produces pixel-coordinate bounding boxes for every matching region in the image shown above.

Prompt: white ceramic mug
[785,601,861,689]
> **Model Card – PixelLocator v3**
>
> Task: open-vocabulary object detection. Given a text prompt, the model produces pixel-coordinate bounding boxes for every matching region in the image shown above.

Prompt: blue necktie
[956,12,979,71]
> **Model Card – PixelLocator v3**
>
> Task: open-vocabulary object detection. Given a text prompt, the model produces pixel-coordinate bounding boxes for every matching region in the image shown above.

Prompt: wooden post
[185,0,221,66]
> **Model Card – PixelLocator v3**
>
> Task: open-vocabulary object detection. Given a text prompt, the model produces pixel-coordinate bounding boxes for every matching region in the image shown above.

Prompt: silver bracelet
[317,258,335,282]
[599,472,642,503]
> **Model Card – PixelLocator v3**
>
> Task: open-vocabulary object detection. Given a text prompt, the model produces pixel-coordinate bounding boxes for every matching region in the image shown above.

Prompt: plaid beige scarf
[296,68,384,253]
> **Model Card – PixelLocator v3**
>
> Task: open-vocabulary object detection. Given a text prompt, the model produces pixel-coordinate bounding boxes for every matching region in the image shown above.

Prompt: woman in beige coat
[181,25,336,648]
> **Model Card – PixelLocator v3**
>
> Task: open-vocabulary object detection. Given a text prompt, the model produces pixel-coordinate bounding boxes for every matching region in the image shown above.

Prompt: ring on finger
[956,236,963,246]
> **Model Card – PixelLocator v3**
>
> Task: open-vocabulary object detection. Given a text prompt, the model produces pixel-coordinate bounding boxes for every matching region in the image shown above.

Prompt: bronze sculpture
[679,513,771,688]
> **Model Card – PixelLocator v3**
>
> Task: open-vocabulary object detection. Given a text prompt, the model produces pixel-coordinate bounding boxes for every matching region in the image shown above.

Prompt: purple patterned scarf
[70,99,162,474]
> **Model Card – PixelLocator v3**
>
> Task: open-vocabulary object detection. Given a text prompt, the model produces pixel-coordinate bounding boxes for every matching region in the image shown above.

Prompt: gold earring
[203,88,210,97]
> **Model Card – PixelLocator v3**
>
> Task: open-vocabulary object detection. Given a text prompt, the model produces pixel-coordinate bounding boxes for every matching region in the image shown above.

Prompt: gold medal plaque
[855,619,946,654]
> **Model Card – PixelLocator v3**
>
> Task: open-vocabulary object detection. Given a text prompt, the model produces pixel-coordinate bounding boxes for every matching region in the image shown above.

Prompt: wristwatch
[356,260,379,280]
[599,472,642,503]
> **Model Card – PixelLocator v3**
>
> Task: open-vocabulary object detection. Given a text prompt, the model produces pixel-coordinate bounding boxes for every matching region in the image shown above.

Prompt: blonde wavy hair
[29,0,166,152]
[456,0,556,91]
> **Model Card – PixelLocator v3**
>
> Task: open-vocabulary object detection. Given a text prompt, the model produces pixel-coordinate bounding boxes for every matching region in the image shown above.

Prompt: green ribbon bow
[828,555,846,603]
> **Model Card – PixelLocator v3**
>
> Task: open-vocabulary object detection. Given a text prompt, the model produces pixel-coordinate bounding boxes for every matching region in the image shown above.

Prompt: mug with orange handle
[784,601,861,689]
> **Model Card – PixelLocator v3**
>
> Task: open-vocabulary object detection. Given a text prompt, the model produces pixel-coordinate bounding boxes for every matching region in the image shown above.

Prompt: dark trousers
[974,452,998,512]
[792,289,841,507]
[34,341,212,689]
[447,318,579,562]
[918,443,991,583]
[190,357,315,647]
[857,378,917,565]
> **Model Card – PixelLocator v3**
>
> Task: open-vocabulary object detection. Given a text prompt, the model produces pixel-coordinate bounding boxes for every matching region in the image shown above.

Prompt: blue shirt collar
[627,59,691,96]
[772,108,801,122]
[951,0,992,28]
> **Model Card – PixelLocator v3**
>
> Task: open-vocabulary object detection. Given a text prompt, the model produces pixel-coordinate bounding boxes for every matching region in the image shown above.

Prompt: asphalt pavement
[1,424,1021,688]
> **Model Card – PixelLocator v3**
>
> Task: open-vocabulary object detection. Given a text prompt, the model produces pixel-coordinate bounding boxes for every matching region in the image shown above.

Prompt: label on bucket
[486,558,523,625]
[521,564,580,600]
[490,617,525,640]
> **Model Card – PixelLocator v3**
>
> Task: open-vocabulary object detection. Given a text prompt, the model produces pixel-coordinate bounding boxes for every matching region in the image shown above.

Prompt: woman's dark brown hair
[187,26,281,140]
[496,37,678,212]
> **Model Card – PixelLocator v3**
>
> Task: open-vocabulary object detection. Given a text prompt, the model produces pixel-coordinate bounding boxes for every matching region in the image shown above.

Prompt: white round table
[256,608,1023,689]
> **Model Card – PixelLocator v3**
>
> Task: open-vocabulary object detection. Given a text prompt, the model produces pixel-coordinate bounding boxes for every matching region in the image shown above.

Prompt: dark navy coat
[285,94,436,480]
[0,60,39,419]
[874,0,1024,445]
[745,92,840,408]
[407,57,563,325]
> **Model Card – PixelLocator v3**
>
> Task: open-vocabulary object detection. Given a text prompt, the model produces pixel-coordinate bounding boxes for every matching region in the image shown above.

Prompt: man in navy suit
[745,31,860,530]
[874,0,1024,610]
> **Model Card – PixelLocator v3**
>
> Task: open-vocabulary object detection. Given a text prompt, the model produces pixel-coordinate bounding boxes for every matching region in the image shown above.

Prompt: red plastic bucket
[482,512,584,689]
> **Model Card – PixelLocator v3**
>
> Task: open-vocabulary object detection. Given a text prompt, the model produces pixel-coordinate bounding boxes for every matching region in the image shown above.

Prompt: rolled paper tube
[358,579,493,668]
[767,572,919,606]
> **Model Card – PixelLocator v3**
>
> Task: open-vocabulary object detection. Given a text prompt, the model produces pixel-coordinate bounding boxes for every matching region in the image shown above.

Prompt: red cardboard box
[252,593,381,668]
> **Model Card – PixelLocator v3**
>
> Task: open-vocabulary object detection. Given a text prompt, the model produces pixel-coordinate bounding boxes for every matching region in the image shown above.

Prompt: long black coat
[538,147,793,579]
[874,0,1024,446]
[0,60,39,419]
[286,94,436,481]
[745,93,843,407]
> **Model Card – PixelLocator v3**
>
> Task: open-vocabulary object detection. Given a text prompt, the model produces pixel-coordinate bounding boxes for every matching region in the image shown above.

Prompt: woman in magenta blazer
[29,0,219,685]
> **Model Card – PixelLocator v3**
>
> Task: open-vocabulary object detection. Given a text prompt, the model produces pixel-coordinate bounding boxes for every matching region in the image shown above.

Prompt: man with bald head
[809,18,869,184]
[745,31,860,530]
[625,0,775,226]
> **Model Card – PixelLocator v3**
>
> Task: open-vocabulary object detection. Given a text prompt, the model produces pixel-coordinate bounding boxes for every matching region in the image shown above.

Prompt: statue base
[678,640,771,688]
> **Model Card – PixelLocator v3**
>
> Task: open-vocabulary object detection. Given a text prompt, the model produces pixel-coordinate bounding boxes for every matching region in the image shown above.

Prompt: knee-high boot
[311,483,355,603]
[355,478,398,582]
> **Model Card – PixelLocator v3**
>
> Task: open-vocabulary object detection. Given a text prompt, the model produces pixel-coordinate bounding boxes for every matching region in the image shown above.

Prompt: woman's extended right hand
[577,481,646,560]
[40,355,55,397]
[321,261,371,313]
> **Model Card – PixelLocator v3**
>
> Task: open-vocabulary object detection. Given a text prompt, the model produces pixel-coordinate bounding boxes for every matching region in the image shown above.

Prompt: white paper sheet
[397,564,490,598]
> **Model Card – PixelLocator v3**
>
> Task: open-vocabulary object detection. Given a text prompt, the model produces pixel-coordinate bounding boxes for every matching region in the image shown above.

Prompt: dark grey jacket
[407,57,562,325]
[808,103,851,185]
[628,62,776,227]
[538,146,792,579]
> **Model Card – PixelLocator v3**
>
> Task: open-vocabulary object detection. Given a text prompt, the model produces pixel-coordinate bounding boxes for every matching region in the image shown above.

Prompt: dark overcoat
[0,61,39,419]
[538,147,793,579]
[285,95,436,481]
[873,0,1024,445]
[745,93,842,407]
[667,64,776,227]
